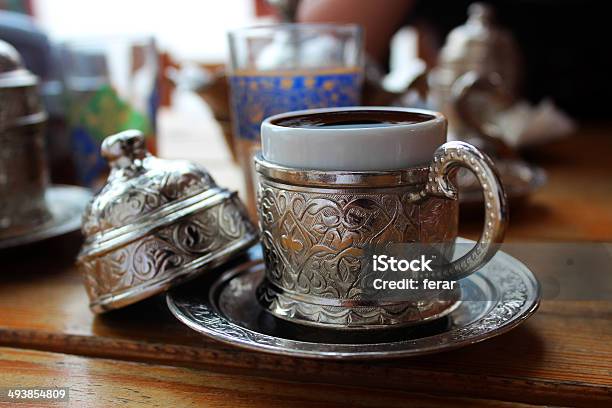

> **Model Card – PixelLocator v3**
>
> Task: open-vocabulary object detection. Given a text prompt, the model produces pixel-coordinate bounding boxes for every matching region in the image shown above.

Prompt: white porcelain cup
[261,106,447,170]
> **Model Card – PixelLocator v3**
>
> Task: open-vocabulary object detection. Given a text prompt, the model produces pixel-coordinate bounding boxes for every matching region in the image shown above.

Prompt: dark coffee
[272,110,435,129]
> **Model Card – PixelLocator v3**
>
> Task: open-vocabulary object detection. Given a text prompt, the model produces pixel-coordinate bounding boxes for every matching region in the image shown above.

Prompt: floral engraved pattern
[77,131,258,312]
[82,156,215,236]
[81,195,257,302]
[450,264,529,340]
[259,181,457,300]
[256,178,459,326]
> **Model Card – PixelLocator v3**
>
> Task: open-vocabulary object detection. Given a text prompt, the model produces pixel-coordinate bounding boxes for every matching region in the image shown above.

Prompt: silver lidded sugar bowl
[0,39,50,237]
[417,3,522,145]
[77,130,258,313]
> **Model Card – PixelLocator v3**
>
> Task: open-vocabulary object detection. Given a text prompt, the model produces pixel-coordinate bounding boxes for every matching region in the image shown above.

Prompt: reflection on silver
[167,240,540,359]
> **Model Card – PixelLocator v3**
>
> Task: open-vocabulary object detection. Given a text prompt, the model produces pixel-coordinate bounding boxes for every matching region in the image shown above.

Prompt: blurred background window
[32,0,257,63]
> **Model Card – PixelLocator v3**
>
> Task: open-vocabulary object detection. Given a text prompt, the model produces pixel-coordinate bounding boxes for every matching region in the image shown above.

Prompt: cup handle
[424,141,508,281]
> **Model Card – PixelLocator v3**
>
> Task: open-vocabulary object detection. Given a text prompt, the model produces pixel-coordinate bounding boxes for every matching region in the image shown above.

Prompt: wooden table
[0,108,611,407]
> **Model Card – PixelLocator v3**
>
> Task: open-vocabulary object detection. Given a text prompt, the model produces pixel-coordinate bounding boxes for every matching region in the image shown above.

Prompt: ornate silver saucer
[167,241,540,359]
[0,185,91,249]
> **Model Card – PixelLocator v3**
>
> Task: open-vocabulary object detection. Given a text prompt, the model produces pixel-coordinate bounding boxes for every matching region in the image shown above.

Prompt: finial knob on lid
[101,130,148,170]
[468,3,494,24]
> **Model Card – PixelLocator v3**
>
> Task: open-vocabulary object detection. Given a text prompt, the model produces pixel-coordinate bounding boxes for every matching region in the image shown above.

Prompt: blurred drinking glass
[61,36,158,188]
[227,24,364,216]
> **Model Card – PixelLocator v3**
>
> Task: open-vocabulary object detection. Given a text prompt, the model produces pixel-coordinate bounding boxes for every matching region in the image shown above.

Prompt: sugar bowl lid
[77,130,258,313]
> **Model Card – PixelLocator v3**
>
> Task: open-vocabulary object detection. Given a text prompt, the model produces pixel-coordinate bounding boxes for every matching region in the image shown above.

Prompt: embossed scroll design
[450,262,529,340]
[82,196,255,302]
[82,156,216,236]
[258,182,457,299]
[256,180,458,326]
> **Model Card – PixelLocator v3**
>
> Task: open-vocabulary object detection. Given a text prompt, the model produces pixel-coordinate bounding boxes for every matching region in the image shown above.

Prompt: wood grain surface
[0,241,610,407]
[0,118,611,407]
[0,347,548,408]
